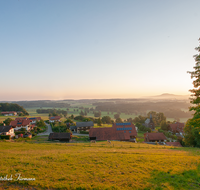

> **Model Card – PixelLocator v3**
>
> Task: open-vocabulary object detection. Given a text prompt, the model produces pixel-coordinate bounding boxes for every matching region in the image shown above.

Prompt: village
[0,110,184,147]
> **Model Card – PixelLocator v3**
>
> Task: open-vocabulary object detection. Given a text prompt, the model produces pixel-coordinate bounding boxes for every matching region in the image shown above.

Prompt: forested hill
[0,103,29,115]
[13,100,70,108]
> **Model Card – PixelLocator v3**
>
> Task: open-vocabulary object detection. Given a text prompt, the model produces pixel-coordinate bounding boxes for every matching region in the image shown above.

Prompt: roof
[144,132,167,141]
[165,142,182,147]
[49,116,61,120]
[10,118,30,127]
[1,111,17,114]
[49,133,71,140]
[76,121,94,128]
[0,126,12,133]
[145,118,150,124]
[29,117,41,121]
[89,123,137,141]
[169,122,184,133]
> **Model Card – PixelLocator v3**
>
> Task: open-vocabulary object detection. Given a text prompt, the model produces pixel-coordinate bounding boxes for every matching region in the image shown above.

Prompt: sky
[0,0,200,101]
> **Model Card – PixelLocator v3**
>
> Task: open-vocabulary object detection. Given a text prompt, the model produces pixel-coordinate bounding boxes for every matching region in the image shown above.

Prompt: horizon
[1,0,199,101]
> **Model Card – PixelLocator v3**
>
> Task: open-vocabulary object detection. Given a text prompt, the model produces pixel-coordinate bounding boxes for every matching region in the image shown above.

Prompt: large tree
[185,38,200,147]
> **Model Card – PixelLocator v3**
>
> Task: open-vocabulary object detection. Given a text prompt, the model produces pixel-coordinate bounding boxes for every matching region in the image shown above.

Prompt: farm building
[0,126,15,137]
[144,114,155,131]
[1,111,17,116]
[48,133,72,142]
[144,132,167,143]
[49,116,61,123]
[169,122,184,136]
[71,121,94,133]
[165,142,182,147]
[89,122,137,142]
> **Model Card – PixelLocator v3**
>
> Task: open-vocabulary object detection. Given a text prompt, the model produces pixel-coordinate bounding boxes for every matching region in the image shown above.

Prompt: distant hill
[148,93,190,100]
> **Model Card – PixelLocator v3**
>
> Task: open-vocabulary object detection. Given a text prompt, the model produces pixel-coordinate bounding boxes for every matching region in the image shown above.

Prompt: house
[71,121,94,133]
[48,133,72,142]
[165,142,182,147]
[49,116,61,123]
[144,114,155,131]
[144,132,167,143]
[10,117,31,131]
[1,111,17,116]
[29,117,41,124]
[89,122,137,142]
[169,122,184,136]
[0,126,15,137]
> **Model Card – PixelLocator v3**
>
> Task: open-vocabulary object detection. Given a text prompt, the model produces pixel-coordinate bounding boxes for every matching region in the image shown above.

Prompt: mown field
[0,141,199,190]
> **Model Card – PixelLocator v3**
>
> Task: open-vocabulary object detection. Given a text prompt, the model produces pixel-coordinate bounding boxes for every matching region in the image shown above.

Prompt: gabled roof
[169,122,184,133]
[10,118,30,127]
[76,121,94,128]
[165,142,182,147]
[49,116,61,120]
[144,132,167,141]
[89,123,137,141]
[0,126,12,133]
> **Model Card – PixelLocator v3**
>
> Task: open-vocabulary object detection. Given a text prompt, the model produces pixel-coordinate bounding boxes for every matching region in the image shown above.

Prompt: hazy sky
[0,0,200,100]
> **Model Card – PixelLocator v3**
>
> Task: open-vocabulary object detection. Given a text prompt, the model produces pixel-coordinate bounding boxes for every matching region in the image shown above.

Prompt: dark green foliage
[15,131,26,135]
[36,119,46,128]
[51,122,71,133]
[80,110,84,116]
[0,135,11,140]
[74,115,84,121]
[94,111,101,117]
[185,38,200,147]
[136,123,151,132]
[0,103,29,115]
[36,109,67,117]
[0,122,4,126]
[116,117,123,123]
[97,118,102,126]
[114,114,120,119]
[101,116,112,124]
[3,118,13,126]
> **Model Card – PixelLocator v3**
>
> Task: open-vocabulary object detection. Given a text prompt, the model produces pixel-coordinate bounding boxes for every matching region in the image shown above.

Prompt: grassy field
[0,141,199,190]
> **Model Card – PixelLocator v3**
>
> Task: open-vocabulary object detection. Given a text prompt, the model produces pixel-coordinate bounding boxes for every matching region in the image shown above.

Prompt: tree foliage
[101,116,112,124]
[3,118,13,126]
[0,103,29,115]
[185,38,200,147]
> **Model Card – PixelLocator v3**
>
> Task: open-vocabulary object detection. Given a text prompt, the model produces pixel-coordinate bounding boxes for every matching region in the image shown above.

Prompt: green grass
[0,141,199,190]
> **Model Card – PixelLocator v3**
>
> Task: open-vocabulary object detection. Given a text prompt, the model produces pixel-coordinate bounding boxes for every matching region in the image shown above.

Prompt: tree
[97,118,102,126]
[80,110,84,116]
[101,116,112,124]
[70,114,74,119]
[160,120,168,131]
[3,118,13,126]
[185,38,200,147]
[114,114,120,119]
[116,117,123,123]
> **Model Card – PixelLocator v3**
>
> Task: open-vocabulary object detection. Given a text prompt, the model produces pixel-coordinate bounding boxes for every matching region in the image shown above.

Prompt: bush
[80,131,89,134]
[15,131,26,135]
[0,135,11,140]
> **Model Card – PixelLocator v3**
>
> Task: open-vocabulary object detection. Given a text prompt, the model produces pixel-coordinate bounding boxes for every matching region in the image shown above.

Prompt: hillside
[0,141,199,190]
[0,103,29,115]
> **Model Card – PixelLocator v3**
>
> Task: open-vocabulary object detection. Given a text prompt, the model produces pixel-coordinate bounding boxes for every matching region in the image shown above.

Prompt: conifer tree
[185,38,200,147]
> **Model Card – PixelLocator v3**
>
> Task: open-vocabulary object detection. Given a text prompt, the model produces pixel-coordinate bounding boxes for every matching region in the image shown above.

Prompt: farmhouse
[10,117,31,131]
[144,114,155,130]
[1,111,17,116]
[71,121,94,133]
[48,133,72,142]
[144,132,167,143]
[169,122,184,136]
[0,126,15,137]
[29,117,41,124]
[49,116,61,123]
[89,122,137,142]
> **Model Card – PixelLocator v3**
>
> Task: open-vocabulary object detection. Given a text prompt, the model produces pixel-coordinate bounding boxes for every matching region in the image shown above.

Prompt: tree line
[0,103,29,115]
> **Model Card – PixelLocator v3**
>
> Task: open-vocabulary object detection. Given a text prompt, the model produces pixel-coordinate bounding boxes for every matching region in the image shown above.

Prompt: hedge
[0,135,11,140]
[15,131,26,135]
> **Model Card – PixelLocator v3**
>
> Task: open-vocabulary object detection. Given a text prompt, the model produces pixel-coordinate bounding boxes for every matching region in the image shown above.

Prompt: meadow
[0,141,199,190]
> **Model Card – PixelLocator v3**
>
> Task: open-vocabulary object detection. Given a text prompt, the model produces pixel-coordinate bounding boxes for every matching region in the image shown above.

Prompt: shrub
[0,135,11,140]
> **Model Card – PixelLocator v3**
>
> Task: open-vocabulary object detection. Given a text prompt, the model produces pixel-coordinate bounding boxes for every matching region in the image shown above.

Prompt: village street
[37,122,53,136]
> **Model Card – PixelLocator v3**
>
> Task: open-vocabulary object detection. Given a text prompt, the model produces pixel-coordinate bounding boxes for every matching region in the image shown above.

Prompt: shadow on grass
[145,164,200,190]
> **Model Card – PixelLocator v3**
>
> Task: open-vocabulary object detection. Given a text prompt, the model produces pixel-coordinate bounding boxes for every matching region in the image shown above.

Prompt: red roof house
[169,122,184,134]
[165,142,182,147]
[1,111,17,116]
[49,116,61,123]
[89,122,137,141]
[144,132,167,142]
[10,117,31,131]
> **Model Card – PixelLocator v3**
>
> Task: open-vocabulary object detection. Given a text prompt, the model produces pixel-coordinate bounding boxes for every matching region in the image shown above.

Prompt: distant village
[0,110,184,147]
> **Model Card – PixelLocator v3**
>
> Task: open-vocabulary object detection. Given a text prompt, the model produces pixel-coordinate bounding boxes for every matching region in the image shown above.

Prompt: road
[37,123,53,136]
